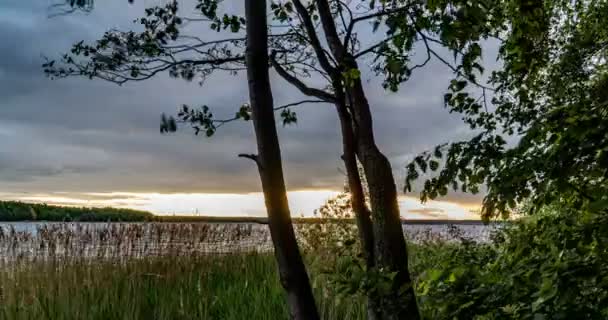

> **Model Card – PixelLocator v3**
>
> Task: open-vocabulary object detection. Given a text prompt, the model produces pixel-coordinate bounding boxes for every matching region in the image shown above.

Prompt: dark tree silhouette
[241,0,319,317]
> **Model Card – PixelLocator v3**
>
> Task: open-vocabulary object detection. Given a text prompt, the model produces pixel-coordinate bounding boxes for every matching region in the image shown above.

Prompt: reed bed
[0,222,494,265]
[0,222,496,319]
[0,223,274,265]
[0,222,368,320]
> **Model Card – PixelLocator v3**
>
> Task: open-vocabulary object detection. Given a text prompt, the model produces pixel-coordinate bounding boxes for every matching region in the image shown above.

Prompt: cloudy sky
[0,0,489,218]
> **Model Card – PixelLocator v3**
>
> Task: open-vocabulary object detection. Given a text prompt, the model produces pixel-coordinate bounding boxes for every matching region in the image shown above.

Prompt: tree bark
[336,107,382,320]
[333,82,381,320]
[312,0,420,318]
[244,1,319,319]
[347,76,420,320]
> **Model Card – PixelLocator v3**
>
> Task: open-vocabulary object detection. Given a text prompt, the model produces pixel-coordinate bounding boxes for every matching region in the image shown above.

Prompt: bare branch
[428,47,495,92]
[270,52,337,102]
[315,0,347,58]
[291,0,337,74]
[411,23,496,92]
[344,6,411,52]
[275,99,329,110]
[353,33,401,58]
[336,1,350,35]
[238,153,261,168]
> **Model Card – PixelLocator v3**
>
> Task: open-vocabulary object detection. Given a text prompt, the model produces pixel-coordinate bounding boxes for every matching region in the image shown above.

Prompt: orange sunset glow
[1,190,480,220]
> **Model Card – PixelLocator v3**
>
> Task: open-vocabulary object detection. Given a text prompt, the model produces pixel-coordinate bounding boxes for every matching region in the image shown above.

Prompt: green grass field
[0,254,365,320]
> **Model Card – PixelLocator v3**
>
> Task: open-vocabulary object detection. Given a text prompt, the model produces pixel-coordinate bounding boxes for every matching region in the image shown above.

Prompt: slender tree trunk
[312,0,420,318]
[315,0,420,320]
[333,83,381,320]
[333,83,375,271]
[337,105,375,269]
[244,1,319,319]
[347,77,420,320]
[274,0,419,317]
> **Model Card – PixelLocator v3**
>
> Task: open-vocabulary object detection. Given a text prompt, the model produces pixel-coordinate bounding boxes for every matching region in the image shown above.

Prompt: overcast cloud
[0,0,493,207]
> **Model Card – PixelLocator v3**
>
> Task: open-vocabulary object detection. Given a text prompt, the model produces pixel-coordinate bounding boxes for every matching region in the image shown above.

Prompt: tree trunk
[312,0,420,317]
[333,83,381,320]
[347,77,420,320]
[244,1,319,319]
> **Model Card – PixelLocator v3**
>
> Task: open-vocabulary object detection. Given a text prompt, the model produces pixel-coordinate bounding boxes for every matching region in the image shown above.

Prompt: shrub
[416,206,608,319]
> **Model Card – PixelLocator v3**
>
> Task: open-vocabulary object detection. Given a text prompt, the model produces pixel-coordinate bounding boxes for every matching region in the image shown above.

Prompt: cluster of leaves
[44,1,245,85]
[0,201,153,222]
[406,0,608,219]
[370,0,505,91]
[415,205,608,319]
[159,101,299,137]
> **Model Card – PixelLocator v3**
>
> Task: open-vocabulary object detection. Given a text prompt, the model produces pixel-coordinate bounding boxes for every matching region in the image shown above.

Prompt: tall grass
[0,256,366,320]
[0,221,491,319]
[0,222,367,320]
[1,254,287,320]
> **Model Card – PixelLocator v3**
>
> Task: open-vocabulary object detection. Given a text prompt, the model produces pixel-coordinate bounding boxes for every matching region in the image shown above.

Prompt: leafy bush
[304,188,608,319]
[416,206,608,319]
[299,186,417,315]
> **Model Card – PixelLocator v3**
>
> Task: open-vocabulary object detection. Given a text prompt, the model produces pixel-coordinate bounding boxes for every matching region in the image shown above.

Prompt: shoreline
[0,217,503,225]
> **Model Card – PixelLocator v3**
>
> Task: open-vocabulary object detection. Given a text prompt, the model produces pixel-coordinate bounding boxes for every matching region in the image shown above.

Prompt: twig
[238,154,261,169]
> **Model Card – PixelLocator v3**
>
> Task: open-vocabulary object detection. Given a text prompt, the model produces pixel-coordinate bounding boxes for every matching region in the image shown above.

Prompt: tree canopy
[44,0,506,133]
[406,0,608,219]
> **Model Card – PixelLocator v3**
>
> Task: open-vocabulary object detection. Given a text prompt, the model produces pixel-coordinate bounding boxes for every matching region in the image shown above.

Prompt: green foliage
[341,68,361,88]
[415,207,608,319]
[374,0,504,91]
[305,187,608,319]
[407,0,608,219]
[299,172,416,315]
[0,201,153,222]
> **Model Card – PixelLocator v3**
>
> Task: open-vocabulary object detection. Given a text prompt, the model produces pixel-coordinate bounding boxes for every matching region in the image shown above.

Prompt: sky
[0,0,491,219]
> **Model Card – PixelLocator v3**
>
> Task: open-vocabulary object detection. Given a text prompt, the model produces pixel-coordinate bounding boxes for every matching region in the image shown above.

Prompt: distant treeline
[0,201,154,222]
[0,201,488,224]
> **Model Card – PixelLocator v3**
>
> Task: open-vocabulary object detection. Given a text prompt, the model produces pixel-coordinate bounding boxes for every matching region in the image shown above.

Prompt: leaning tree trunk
[333,83,381,320]
[243,1,319,319]
[312,0,421,318]
[347,77,420,320]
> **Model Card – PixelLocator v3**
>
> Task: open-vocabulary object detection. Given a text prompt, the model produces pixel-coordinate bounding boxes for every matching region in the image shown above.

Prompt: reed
[0,222,367,319]
[0,222,486,319]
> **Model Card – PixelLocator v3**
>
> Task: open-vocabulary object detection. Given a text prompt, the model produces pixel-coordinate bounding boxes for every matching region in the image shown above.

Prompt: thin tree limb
[238,153,261,168]
[291,0,337,74]
[270,52,337,102]
[344,6,411,52]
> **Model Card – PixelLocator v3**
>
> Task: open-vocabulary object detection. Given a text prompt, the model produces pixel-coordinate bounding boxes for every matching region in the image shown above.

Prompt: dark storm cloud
[0,0,493,205]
